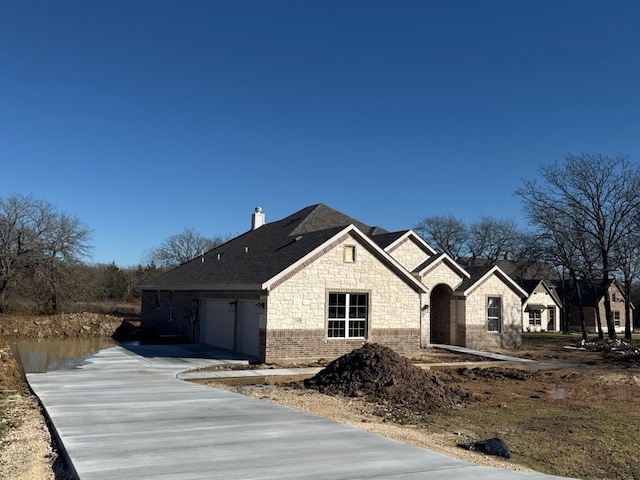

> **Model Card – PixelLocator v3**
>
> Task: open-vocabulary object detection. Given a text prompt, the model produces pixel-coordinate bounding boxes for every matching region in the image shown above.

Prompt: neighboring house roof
[457,265,528,298]
[141,204,427,293]
[518,279,563,308]
[458,258,560,283]
[558,279,631,309]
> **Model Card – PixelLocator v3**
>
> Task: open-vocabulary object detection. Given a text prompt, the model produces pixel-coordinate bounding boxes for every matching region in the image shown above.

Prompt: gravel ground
[0,395,57,480]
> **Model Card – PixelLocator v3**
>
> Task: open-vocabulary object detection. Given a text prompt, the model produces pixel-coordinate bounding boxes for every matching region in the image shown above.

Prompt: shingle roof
[556,279,620,308]
[368,231,408,249]
[458,258,560,283]
[456,265,495,293]
[517,278,544,294]
[142,204,392,290]
[517,279,563,308]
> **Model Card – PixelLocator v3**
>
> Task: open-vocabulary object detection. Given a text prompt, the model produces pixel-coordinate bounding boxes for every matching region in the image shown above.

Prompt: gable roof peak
[285,203,387,237]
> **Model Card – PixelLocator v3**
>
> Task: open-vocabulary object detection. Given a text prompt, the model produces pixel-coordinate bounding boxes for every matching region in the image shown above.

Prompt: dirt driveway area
[204,336,640,480]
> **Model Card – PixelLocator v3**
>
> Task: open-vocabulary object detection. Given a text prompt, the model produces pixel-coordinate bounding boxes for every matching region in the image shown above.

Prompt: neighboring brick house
[140,204,527,362]
[560,280,633,334]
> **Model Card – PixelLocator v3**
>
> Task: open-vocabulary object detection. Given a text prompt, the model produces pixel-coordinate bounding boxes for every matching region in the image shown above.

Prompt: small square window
[344,245,356,263]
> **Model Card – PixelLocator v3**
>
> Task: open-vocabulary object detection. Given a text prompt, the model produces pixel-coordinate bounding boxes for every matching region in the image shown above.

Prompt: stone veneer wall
[419,262,464,291]
[386,236,430,272]
[523,283,561,332]
[462,275,523,349]
[265,233,423,360]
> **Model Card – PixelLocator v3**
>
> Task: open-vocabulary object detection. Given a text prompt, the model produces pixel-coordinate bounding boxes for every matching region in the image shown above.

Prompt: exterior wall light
[228,300,237,312]
[255,302,266,315]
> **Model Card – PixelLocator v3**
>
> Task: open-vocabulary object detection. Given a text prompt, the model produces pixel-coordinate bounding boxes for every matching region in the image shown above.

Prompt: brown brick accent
[264,328,420,363]
[464,324,522,350]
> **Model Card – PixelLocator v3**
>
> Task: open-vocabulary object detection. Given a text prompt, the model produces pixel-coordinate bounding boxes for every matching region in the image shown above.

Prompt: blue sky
[2,1,639,267]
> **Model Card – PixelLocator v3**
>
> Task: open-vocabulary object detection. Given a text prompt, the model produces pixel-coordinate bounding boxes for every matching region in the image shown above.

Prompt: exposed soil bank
[0,313,137,480]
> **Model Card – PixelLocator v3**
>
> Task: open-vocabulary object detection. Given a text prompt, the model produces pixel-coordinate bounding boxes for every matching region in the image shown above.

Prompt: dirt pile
[303,343,471,423]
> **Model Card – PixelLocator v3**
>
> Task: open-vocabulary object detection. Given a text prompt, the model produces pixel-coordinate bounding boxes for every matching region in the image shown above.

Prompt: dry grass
[219,333,640,480]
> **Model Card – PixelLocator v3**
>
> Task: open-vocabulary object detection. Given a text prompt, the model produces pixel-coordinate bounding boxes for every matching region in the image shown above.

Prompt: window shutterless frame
[328,292,368,338]
[487,296,501,332]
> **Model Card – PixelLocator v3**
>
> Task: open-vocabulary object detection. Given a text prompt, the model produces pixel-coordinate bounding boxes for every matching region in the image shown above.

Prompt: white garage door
[201,299,234,350]
[236,300,260,357]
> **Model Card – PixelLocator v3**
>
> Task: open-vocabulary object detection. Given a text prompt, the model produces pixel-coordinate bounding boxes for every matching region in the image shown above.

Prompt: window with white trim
[614,311,621,327]
[528,310,541,326]
[487,297,501,332]
[328,293,368,338]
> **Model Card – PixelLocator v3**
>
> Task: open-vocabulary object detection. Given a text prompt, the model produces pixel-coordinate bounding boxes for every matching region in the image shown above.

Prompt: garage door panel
[237,300,259,357]
[201,299,234,350]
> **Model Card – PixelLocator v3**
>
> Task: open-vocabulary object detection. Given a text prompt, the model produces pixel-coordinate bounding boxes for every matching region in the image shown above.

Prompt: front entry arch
[430,284,454,344]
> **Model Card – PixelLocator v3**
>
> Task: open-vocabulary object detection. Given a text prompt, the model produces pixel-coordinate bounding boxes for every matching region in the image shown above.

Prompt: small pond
[12,339,116,373]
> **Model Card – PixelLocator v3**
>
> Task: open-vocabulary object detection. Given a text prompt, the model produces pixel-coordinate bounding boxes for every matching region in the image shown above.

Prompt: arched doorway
[430,284,453,344]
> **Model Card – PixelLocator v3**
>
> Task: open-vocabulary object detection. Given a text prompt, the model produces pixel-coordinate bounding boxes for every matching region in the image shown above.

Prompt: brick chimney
[251,207,265,230]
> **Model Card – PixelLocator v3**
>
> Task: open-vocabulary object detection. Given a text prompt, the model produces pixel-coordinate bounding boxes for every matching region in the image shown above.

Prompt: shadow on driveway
[119,342,255,362]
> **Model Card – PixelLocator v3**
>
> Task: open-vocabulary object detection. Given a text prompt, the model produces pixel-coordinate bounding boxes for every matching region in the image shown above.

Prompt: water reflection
[13,339,115,373]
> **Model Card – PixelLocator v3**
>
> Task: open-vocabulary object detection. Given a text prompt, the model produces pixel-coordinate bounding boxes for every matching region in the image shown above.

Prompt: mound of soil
[303,343,471,423]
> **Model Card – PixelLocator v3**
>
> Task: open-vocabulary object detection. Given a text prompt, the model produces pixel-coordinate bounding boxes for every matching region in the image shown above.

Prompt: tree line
[3,154,640,333]
[0,194,230,314]
[416,154,640,341]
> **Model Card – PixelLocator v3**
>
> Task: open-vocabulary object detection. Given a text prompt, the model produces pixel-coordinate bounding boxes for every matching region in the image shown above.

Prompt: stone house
[562,280,633,334]
[140,204,527,362]
[459,258,566,333]
[518,279,563,333]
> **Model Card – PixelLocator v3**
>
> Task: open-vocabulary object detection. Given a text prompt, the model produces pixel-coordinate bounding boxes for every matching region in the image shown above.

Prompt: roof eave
[139,284,265,292]
[418,252,470,279]
[463,266,528,298]
[385,230,437,256]
[263,225,429,294]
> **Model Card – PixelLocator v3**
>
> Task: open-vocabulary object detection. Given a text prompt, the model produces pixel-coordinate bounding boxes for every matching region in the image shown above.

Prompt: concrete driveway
[26,344,571,479]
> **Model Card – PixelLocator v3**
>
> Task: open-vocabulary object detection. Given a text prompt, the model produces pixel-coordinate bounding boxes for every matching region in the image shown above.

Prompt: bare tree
[467,216,521,264]
[145,227,232,270]
[531,216,591,339]
[413,214,467,259]
[0,194,92,312]
[612,229,640,339]
[37,212,92,312]
[516,154,640,340]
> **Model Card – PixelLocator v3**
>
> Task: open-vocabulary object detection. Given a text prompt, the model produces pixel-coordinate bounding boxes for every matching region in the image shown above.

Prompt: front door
[430,284,453,344]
